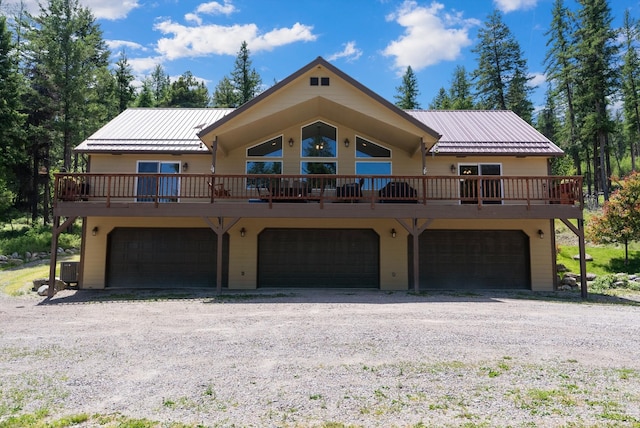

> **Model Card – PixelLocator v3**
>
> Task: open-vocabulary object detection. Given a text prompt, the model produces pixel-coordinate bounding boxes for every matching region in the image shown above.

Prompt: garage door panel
[107,228,228,288]
[258,229,379,288]
[417,230,530,290]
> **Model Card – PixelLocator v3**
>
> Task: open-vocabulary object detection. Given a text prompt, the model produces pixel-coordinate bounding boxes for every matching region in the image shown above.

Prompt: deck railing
[54,173,583,209]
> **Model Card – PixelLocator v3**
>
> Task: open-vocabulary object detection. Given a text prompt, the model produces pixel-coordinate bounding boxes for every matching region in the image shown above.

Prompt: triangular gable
[197,57,441,156]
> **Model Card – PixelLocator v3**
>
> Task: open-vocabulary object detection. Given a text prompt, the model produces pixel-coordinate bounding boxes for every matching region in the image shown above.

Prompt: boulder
[561,276,577,287]
[573,253,593,261]
[585,273,597,281]
[556,264,568,272]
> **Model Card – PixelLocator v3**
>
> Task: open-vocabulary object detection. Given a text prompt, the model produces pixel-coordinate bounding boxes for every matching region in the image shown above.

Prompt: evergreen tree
[573,0,619,200]
[24,0,110,171]
[621,9,640,172]
[544,0,581,179]
[163,71,210,108]
[428,88,451,109]
[231,41,261,105]
[135,81,155,107]
[114,50,135,113]
[148,64,170,106]
[0,15,26,212]
[394,65,420,109]
[212,75,238,107]
[448,66,474,110]
[472,9,533,121]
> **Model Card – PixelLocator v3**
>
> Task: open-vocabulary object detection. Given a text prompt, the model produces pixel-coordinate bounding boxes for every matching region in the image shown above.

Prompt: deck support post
[396,218,433,293]
[203,216,239,293]
[47,216,78,298]
[559,218,588,300]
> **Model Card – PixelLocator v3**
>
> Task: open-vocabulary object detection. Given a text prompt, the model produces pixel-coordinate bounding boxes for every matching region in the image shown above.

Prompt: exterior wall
[88,153,211,174]
[81,216,554,292]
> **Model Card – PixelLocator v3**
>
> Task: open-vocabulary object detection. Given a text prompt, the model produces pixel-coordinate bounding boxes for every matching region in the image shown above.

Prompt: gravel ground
[1,288,640,427]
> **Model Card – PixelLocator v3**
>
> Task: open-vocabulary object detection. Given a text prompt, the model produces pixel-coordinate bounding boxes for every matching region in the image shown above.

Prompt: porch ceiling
[213,97,434,156]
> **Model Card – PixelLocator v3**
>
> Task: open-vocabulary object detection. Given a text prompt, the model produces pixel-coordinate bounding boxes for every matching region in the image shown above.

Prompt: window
[136,161,180,202]
[459,164,502,204]
[302,162,337,189]
[321,77,330,86]
[302,121,336,158]
[247,136,282,157]
[310,77,319,86]
[356,137,391,158]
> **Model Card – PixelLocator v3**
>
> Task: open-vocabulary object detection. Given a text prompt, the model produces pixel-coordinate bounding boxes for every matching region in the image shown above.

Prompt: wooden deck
[53,173,584,220]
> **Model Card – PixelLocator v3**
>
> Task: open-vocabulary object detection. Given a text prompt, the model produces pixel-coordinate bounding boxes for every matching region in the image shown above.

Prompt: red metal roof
[407,110,564,156]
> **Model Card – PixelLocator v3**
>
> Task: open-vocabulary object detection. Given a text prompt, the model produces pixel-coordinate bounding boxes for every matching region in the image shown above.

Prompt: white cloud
[127,56,165,75]
[493,0,538,13]
[196,1,236,16]
[3,0,139,19]
[529,72,545,88]
[154,20,316,60]
[185,13,203,25]
[383,1,479,73]
[106,40,147,53]
[327,41,363,62]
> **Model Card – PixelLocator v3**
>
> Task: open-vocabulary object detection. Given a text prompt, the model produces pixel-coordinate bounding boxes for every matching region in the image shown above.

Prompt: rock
[615,273,628,279]
[11,252,18,258]
[561,276,577,287]
[613,281,627,288]
[586,273,597,281]
[25,252,32,259]
[0,254,7,261]
[9,259,23,266]
[573,253,593,261]
[559,284,573,291]
[564,272,579,279]
[37,284,51,296]
[556,264,568,272]
[35,279,67,295]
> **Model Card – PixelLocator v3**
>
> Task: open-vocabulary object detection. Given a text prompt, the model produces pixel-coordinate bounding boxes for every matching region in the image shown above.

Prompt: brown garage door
[414,230,530,290]
[106,228,228,288]
[258,228,379,288]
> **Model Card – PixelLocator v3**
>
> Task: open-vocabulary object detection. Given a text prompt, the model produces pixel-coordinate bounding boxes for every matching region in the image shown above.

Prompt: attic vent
[310,77,319,86]
[321,77,330,86]
[310,77,330,86]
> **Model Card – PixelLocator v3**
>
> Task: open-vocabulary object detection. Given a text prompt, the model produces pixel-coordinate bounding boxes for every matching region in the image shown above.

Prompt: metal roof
[406,110,564,156]
[76,108,564,157]
[75,108,233,153]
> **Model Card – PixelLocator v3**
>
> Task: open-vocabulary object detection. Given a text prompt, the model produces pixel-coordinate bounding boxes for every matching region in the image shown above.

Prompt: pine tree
[114,50,135,113]
[394,66,420,109]
[148,64,170,106]
[164,71,210,108]
[573,0,619,200]
[448,66,474,110]
[621,9,640,172]
[212,76,238,107]
[472,9,533,121]
[544,0,581,179]
[428,88,450,110]
[231,41,262,105]
[135,81,155,107]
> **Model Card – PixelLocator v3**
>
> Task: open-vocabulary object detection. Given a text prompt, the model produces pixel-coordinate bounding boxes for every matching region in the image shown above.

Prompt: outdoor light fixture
[344,138,350,147]
[288,138,294,147]
[92,226,99,236]
[391,228,397,238]
[240,227,246,237]
[450,164,456,174]
[537,229,544,239]
[182,162,189,171]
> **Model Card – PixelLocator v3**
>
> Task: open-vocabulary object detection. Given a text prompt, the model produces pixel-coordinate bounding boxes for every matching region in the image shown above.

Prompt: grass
[557,245,640,277]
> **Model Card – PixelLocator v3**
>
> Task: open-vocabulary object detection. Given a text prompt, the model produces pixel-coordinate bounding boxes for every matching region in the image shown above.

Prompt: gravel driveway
[1,289,640,427]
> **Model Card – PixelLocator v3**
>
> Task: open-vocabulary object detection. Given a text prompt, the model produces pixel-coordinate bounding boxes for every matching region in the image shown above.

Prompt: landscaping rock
[556,264,568,272]
[573,253,593,261]
[585,273,597,281]
[561,276,577,287]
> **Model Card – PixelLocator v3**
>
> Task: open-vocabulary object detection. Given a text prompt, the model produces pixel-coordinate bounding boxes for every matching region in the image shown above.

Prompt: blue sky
[6,0,637,112]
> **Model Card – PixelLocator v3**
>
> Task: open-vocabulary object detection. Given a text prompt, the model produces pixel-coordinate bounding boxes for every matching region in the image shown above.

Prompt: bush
[0,223,81,256]
[591,273,640,292]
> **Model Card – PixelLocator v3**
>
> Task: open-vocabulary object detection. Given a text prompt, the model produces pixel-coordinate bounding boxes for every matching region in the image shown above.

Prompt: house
[48,57,587,297]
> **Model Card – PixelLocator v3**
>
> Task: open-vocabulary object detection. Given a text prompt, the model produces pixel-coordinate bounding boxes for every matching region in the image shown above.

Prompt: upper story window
[356,137,391,158]
[302,121,337,158]
[247,135,282,157]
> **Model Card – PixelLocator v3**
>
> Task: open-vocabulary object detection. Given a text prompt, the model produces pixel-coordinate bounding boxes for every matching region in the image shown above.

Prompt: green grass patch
[0,255,79,296]
[557,245,640,277]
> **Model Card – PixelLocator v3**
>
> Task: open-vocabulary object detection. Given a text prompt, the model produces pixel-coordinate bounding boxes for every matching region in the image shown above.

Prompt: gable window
[459,163,502,204]
[310,77,319,86]
[356,137,391,158]
[321,77,330,86]
[247,136,282,157]
[302,121,336,158]
[136,161,180,202]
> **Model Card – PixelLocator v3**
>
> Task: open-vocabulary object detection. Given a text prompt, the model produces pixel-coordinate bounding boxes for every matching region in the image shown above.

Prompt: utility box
[60,261,80,285]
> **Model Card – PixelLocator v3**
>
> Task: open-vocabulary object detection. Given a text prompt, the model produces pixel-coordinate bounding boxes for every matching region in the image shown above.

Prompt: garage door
[258,228,379,288]
[106,228,228,288]
[414,230,530,290]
